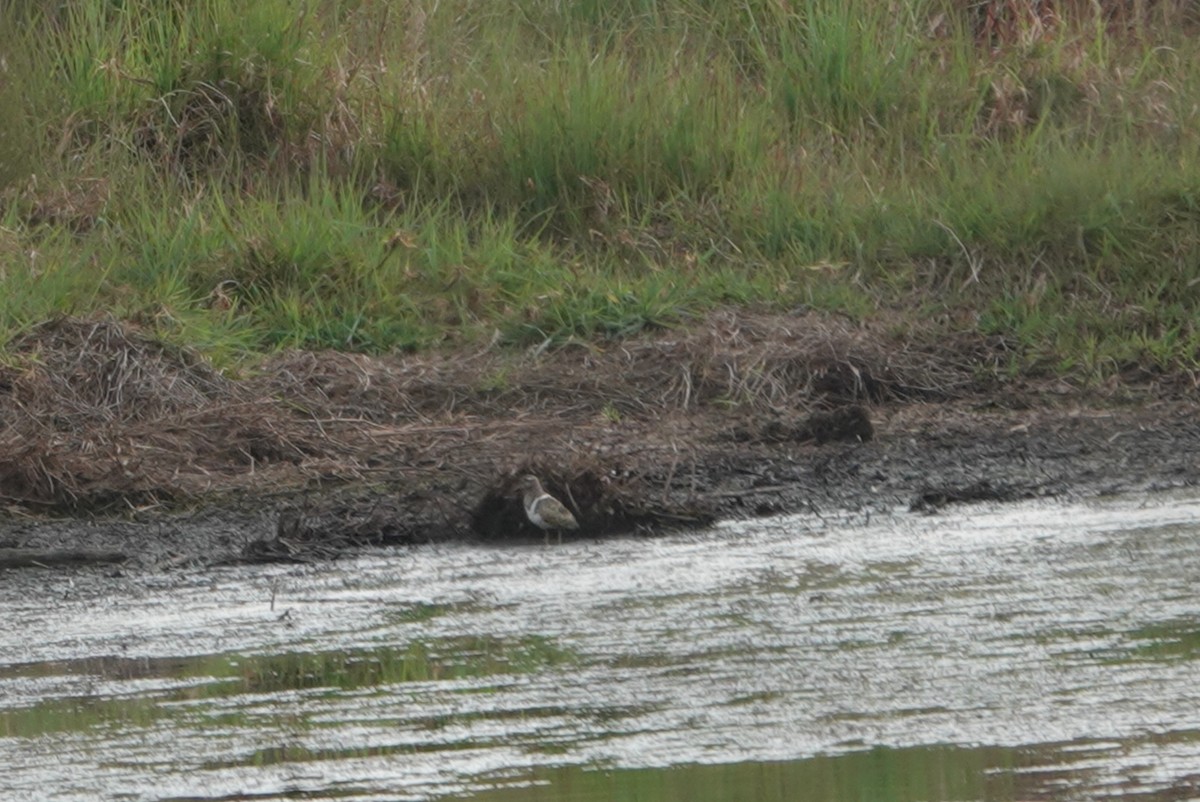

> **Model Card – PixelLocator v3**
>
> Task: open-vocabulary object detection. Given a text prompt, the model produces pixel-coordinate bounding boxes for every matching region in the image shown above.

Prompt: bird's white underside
[526,492,578,530]
[527,493,556,528]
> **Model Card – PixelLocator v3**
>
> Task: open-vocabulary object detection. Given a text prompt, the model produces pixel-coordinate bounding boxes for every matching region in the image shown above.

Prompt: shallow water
[2,490,1199,801]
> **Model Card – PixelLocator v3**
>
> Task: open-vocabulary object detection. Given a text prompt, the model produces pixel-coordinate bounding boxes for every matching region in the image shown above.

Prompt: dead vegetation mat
[0,318,343,509]
[0,310,1192,566]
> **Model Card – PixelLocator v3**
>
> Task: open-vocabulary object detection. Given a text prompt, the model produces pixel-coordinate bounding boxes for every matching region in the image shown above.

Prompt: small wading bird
[518,475,579,544]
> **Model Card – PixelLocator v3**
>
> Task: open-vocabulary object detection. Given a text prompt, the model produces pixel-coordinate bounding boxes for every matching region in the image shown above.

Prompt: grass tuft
[2,0,1200,380]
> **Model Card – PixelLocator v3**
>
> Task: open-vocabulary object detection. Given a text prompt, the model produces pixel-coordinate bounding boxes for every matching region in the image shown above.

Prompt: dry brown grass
[0,317,343,508]
[967,0,1199,45]
[0,310,995,512]
[257,309,994,421]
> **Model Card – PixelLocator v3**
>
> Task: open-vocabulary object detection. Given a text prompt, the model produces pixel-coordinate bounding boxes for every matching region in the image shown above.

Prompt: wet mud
[0,313,1197,570]
[2,399,1197,571]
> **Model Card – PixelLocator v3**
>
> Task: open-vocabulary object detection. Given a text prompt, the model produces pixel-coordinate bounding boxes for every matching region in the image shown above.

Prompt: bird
[517,475,579,545]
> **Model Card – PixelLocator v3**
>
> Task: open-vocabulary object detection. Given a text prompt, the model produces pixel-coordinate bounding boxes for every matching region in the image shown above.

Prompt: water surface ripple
[2,491,1199,801]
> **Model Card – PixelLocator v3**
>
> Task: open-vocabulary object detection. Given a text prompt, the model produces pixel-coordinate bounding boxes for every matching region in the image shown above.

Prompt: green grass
[2,0,1200,380]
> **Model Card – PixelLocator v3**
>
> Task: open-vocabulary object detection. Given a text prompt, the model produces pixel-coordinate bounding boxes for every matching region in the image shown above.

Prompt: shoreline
[2,396,1197,572]
[1,312,1196,571]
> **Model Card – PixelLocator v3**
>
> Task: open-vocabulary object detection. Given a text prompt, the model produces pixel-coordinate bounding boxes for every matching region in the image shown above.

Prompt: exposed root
[468,461,708,542]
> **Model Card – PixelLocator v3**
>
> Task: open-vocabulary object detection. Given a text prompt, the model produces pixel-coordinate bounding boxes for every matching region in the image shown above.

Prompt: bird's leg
[543,530,550,546]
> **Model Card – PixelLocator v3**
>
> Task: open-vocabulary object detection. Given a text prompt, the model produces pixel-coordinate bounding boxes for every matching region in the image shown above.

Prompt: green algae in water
[0,634,575,738]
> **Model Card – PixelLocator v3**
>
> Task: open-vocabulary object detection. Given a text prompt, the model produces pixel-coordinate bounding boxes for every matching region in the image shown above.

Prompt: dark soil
[0,312,1197,571]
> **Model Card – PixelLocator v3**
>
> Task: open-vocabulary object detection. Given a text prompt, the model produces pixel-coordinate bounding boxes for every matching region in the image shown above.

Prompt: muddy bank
[0,313,1196,570]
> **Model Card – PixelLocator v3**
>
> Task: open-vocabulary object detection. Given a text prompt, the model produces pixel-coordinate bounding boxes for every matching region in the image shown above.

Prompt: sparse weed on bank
[1,0,1199,380]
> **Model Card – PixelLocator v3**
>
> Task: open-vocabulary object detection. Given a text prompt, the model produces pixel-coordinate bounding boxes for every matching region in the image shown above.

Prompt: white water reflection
[0,490,1198,800]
